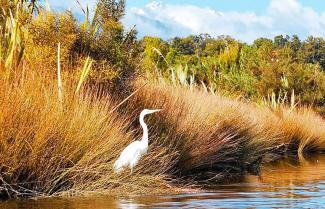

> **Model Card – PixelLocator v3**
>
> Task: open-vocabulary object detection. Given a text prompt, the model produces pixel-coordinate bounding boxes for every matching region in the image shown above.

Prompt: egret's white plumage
[113,109,161,174]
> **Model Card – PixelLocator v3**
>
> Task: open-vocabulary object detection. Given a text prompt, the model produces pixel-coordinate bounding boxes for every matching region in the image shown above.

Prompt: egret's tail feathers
[113,159,124,174]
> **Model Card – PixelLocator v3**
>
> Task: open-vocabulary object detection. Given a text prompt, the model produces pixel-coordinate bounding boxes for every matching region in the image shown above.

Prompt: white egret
[113,109,161,174]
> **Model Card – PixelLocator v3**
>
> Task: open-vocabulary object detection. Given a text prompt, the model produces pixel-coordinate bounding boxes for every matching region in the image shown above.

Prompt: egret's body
[113,140,147,173]
[113,109,161,174]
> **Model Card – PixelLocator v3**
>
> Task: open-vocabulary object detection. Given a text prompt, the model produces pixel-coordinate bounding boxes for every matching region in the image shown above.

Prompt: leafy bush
[141,35,325,111]
[26,11,77,67]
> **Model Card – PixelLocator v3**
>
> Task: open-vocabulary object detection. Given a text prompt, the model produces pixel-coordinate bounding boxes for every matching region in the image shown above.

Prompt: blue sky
[126,0,325,14]
[48,0,325,43]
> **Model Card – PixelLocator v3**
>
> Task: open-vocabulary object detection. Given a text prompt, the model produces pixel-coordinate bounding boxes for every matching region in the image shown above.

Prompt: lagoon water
[1,155,325,209]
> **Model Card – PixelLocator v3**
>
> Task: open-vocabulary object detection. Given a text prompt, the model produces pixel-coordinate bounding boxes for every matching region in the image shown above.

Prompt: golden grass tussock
[126,81,274,180]
[0,71,179,198]
[277,108,325,156]
[125,80,325,181]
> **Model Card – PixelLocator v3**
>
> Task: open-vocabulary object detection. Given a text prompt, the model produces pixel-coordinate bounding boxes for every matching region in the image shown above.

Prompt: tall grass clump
[0,0,179,198]
[125,81,278,180]
[124,80,325,181]
[0,70,181,198]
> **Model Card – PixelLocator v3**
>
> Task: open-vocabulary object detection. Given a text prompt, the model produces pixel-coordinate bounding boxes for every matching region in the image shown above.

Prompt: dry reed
[0,71,178,198]
[124,80,325,181]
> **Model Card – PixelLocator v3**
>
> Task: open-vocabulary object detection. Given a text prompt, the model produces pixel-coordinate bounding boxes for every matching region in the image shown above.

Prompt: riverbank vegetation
[141,35,325,113]
[1,0,325,198]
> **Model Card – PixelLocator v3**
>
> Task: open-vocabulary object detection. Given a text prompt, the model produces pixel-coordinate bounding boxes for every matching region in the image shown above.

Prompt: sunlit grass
[0,70,183,198]
[126,80,325,180]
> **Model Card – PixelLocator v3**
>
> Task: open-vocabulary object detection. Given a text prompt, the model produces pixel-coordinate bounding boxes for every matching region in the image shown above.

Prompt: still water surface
[1,155,325,208]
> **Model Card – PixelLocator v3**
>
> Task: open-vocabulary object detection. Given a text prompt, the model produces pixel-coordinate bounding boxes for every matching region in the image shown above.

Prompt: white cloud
[123,0,325,43]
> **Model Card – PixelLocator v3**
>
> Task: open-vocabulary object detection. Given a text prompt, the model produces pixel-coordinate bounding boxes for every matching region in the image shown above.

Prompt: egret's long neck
[139,113,148,146]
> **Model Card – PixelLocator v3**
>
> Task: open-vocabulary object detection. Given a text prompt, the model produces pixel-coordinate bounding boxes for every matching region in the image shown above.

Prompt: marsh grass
[0,4,180,197]
[0,70,183,198]
[1,68,325,198]
[125,80,325,181]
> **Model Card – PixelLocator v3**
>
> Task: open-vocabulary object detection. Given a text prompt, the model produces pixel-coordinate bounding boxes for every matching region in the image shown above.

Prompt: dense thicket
[4,0,139,89]
[141,35,325,111]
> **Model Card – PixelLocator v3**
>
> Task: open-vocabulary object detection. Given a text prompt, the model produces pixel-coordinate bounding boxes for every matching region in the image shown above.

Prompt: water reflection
[1,155,325,208]
[118,199,142,209]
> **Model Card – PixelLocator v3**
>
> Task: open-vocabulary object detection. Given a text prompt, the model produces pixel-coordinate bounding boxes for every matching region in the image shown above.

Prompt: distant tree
[274,35,290,48]
[203,38,227,56]
[141,36,169,71]
[302,36,325,70]
[74,0,138,84]
[253,38,273,48]
[289,35,301,52]
[288,35,302,61]
[170,36,195,55]
[97,0,125,22]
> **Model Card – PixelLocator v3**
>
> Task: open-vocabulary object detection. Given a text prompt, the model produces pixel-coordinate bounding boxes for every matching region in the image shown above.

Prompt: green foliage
[0,0,36,76]
[2,0,139,86]
[75,0,138,84]
[141,36,169,72]
[141,34,325,110]
[302,36,325,69]
[26,11,77,67]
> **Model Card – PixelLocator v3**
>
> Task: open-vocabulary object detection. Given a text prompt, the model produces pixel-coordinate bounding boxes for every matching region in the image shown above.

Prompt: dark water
[1,155,325,209]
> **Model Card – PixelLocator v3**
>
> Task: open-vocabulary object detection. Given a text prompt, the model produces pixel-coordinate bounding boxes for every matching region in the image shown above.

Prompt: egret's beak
[150,109,162,113]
